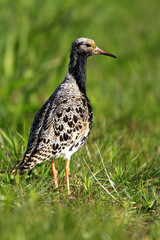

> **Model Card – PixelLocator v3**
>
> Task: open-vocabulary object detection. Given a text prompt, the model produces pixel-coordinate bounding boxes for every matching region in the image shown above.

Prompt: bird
[12,38,117,196]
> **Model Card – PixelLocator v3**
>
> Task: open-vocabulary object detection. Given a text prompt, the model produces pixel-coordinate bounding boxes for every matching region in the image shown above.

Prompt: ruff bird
[12,38,117,195]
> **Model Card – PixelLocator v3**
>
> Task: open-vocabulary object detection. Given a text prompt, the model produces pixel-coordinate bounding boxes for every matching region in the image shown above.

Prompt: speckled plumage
[20,76,92,171]
[12,38,116,195]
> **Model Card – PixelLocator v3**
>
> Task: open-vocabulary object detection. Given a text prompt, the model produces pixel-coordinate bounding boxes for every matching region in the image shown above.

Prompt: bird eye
[85,43,91,48]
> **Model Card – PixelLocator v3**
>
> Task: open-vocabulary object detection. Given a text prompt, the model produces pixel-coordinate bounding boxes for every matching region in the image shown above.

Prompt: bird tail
[11,164,22,175]
[11,155,36,175]
[11,149,52,175]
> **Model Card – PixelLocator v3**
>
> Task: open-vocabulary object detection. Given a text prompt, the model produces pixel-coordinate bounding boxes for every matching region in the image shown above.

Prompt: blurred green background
[1,0,160,134]
[0,0,160,239]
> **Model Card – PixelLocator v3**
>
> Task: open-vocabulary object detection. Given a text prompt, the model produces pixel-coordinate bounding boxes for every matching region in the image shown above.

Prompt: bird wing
[19,95,92,171]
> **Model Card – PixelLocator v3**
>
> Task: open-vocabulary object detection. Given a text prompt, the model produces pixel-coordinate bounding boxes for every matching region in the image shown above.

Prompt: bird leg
[65,159,71,196]
[52,159,59,193]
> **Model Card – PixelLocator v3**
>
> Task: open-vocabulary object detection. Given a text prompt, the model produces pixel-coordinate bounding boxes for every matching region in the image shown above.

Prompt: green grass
[0,0,160,239]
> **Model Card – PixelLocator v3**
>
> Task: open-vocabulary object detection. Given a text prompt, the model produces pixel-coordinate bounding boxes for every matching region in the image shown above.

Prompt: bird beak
[94,47,117,59]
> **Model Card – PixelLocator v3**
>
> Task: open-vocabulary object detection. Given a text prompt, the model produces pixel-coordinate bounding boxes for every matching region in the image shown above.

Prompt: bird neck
[68,52,87,95]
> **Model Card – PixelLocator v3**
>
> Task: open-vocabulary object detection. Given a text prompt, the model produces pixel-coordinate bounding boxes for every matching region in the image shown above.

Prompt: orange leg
[65,159,71,196]
[52,159,59,192]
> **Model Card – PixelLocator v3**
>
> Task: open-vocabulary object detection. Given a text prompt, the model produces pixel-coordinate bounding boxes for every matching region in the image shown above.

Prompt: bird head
[71,38,117,59]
